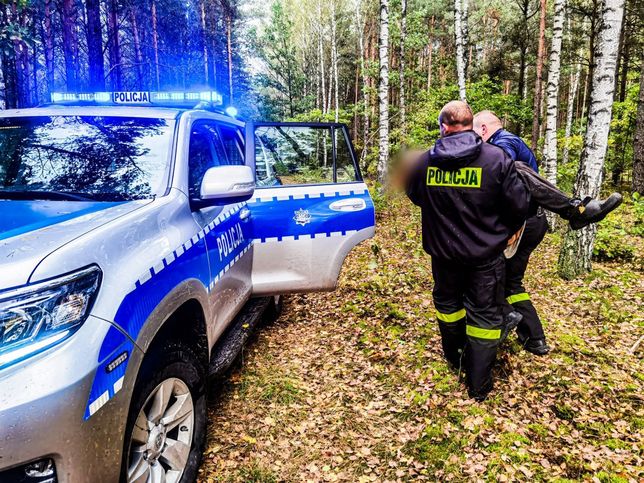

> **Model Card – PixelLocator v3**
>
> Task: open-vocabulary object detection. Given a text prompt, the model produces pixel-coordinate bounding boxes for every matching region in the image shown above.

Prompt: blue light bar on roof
[50,91,223,107]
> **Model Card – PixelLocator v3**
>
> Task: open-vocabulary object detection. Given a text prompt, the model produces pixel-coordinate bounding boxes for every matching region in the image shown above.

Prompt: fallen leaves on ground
[199,193,643,482]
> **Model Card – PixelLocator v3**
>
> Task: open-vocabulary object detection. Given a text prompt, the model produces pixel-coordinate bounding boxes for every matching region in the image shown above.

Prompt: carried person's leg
[505,213,550,355]
[463,255,506,401]
[514,162,622,229]
[431,258,467,370]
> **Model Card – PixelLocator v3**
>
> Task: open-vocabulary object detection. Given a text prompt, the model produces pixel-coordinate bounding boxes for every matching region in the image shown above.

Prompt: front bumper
[0,316,139,483]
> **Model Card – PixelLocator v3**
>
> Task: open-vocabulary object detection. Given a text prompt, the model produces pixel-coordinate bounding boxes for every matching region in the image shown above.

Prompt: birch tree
[563,60,582,166]
[377,0,389,184]
[356,0,370,164]
[331,0,339,122]
[454,0,467,101]
[558,0,625,279]
[531,0,547,150]
[542,0,566,228]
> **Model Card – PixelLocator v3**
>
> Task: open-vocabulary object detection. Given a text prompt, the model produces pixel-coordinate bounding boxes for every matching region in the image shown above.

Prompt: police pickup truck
[0,91,375,483]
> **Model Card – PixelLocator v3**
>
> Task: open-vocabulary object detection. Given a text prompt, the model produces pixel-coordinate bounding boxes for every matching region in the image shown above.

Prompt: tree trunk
[85,0,104,90]
[542,0,566,229]
[399,0,407,134]
[318,1,327,115]
[632,61,644,194]
[377,0,389,184]
[61,0,79,91]
[226,11,234,105]
[558,0,625,280]
[427,16,434,92]
[562,58,582,165]
[107,0,122,90]
[331,0,339,122]
[200,1,210,86]
[357,0,370,164]
[531,0,547,151]
[454,0,467,101]
[130,8,145,88]
[151,0,161,90]
[43,0,55,93]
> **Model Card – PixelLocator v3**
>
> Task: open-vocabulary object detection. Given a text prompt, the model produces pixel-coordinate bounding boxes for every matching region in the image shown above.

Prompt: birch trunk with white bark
[356,1,370,165]
[542,0,566,229]
[563,60,582,165]
[454,0,467,101]
[331,0,339,122]
[558,0,625,279]
[377,0,389,185]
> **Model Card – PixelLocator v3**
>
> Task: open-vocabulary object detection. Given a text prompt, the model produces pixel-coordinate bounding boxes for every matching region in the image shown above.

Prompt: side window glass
[188,122,225,199]
[255,136,280,187]
[255,126,333,185]
[219,125,245,166]
[334,128,359,183]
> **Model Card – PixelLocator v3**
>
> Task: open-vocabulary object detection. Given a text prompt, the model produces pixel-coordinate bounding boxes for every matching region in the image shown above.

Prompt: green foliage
[593,217,635,262]
[400,77,532,151]
[630,192,644,237]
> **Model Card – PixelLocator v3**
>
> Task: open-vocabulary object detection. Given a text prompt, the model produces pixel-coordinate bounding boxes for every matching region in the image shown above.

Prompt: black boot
[522,337,551,356]
[569,193,623,230]
[500,311,522,343]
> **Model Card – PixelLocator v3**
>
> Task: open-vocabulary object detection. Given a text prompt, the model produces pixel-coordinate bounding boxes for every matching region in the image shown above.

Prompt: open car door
[247,122,375,294]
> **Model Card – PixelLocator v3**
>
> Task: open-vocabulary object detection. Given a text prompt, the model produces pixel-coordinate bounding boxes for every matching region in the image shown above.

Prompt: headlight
[0,266,101,369]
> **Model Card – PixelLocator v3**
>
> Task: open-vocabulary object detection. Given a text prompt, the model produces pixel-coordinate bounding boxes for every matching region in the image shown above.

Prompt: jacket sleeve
[499,156,530,232]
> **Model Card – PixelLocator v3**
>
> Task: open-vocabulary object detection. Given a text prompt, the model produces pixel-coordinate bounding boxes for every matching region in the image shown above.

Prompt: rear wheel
[123,343,206,483]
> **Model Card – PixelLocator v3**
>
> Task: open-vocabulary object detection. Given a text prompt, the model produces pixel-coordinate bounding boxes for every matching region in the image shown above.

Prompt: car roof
[0,105,184,120]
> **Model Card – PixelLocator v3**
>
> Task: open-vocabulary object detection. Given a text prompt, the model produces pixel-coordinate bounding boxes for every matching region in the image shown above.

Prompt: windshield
[0,116,175,201]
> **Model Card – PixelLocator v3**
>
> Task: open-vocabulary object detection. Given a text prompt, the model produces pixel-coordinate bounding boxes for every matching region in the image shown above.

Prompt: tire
[121,342,206,483]
[262,295,283,324]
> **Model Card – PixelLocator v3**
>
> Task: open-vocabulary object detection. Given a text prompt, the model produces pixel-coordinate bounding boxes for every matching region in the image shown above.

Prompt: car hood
[0,200,148,290]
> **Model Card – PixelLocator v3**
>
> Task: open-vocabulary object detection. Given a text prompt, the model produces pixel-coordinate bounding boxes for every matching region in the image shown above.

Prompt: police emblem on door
[293,208,311,226]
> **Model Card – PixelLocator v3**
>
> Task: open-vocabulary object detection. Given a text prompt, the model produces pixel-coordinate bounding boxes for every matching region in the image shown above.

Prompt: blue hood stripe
[0,200,126,242]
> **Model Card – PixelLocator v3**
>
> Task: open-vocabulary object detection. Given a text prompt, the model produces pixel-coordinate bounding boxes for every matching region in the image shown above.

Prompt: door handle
[329,198,367,212]
[239,207,251,221]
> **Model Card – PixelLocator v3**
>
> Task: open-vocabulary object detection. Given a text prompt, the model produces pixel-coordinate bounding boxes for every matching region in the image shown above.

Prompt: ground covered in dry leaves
[199,193,643,482]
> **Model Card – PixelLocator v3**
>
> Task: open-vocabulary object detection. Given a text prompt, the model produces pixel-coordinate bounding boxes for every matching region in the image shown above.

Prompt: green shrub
[593,214,635,261]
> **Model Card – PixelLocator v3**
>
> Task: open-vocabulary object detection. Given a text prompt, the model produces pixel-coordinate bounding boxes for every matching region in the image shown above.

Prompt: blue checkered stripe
[248,186,375,243]
[135,202,249,291]
[86,202,249,419]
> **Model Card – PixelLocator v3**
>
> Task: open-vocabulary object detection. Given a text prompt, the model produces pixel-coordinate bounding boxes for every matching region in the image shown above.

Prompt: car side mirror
[195,166,255,208]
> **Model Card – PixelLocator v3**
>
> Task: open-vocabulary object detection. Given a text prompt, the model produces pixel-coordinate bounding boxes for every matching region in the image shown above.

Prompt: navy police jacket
[488,128,539,173]
[406,130,530,264]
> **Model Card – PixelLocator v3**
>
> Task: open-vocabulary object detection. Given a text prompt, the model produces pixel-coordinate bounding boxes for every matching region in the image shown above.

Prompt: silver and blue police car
[0,91,375,482]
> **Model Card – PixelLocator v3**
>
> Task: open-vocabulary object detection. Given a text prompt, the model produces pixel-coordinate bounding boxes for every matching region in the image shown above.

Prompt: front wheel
[122,343,206,483]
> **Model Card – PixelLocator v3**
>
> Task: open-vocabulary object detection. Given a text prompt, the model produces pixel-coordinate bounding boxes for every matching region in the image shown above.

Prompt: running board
[208,297,271,377]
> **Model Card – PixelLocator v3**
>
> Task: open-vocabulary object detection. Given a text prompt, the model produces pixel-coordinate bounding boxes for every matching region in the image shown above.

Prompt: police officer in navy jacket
[406,101,530,401]
[473,111,550,355]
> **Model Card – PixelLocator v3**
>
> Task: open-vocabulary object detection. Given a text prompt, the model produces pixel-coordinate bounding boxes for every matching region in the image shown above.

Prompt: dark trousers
[431,255,505,398]
[515,162,575,218]
[505,212,549,343]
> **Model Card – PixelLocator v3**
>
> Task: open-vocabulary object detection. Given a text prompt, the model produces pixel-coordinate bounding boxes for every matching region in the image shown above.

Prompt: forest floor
[198,192,643,482]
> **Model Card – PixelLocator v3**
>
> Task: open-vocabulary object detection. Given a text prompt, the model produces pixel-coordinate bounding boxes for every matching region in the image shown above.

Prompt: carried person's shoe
[500,311,522,343]
[569,193,623,230]
[522,337,551,356]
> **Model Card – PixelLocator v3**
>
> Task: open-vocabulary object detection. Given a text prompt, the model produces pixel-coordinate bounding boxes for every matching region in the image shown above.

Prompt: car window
[0,116,174,201]
[218,125,245,166]
[188,122,226,199]
[255,126,333,185]
[255,136,280,187]
[334,129,359,183]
